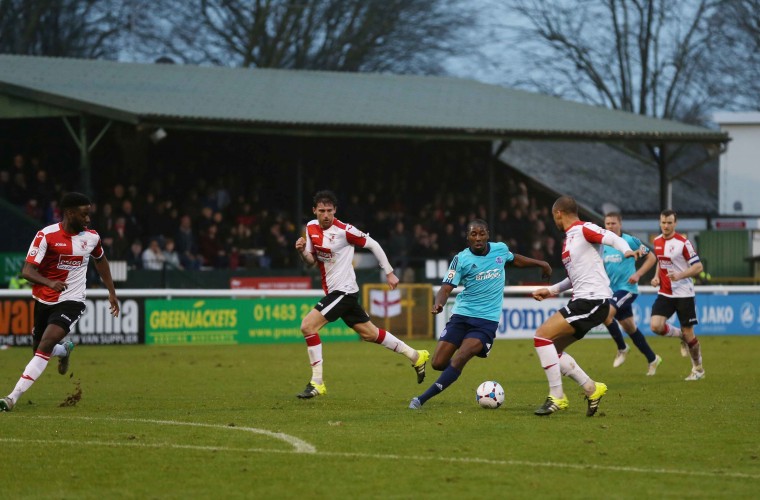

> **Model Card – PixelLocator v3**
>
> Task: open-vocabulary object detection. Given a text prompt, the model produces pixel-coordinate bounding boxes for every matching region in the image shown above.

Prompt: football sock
[559,352,591,388]
[374,329,416,362]
[663,323,682,338]
[534,337,563,399]
[687,337,702,367]
[417,363,461,405]
[629,329,657,363]
[304,333,323,385]
[51,343,67,357]
[9,351,50,402]
[606,321,628,350]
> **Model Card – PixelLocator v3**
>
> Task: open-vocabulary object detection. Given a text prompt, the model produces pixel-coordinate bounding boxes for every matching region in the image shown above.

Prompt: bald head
[551,195,580,231]
[552,196,578,215]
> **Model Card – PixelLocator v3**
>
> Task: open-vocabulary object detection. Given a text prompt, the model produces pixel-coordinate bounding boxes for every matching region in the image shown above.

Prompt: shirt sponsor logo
[475,268,502,281]
[55,242,67,247]
[58,255,84,270]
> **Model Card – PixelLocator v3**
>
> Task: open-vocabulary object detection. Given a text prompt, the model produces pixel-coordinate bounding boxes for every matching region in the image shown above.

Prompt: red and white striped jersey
[561,221,613,300]
[653,233,700,297]
[305,218,368,294]
[26,223,104,304]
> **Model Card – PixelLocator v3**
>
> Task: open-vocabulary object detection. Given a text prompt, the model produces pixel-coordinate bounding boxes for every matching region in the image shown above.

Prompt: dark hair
[553,195,578,215]
[660,209,677,221]
[60,192,91,210]
[467,218,489,232]
[313,190,338,208]
[605,212,622,221]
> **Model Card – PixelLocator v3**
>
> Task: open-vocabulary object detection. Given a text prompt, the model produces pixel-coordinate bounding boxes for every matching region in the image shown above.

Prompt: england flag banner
[369,289,402,317]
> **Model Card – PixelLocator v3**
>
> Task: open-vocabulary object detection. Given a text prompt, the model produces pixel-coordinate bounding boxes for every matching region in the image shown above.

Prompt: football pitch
[1,335,758,499]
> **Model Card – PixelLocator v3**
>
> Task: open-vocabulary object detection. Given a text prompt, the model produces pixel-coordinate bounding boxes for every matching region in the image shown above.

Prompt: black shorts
[314,291,370,327]
[559,298,610,339]
[33,300,86,345]
[652,295,698,327]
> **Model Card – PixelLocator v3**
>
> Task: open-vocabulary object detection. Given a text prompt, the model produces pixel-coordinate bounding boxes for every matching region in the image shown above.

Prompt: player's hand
[651,276,660,287]
[624,249,642,260]
[386,272,399,290]
[431,303,443,315]
[294,237,306,252]
[109,293,120,318]
[49,280,67,292]
[627,272,641,284]
[667,270,681,281]
[532,288,552,301]
[540,262,552,280]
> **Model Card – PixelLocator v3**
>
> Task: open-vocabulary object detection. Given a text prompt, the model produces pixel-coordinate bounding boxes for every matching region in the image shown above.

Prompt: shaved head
[553,196,578,215]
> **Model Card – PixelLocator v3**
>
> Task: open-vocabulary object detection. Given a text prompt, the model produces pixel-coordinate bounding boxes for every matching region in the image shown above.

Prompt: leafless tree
[707,0,760,110]
[124,0,475,74]
[491,0,725,210]
[0,0,122,58]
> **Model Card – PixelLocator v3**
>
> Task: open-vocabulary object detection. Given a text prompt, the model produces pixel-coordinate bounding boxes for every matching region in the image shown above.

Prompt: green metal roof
[0,54,728,142]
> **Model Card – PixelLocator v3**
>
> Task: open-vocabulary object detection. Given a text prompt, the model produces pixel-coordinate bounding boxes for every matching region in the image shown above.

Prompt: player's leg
[533,311,575,415]
[296,307,329,399]
[604,297,629,357]
[410,316,485,409]
[555,334,607,417]
[410,338,483,409]
[677,298,704,380]
[3,323,67,411]
[650,296,688,357]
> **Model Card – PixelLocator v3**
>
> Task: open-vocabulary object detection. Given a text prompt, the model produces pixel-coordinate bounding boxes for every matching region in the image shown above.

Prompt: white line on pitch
[12,416,758,481]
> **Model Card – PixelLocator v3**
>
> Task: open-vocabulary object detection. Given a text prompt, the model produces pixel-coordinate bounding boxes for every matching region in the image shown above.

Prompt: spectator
[142,238,166,270]
[198,224,228,268]
[107,217,131,260]
[162,237,183,270]
[175,214,203,270]
[126,239,144,271]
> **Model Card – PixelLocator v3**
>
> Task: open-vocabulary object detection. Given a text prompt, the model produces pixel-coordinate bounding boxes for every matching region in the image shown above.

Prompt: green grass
[1,336,759,499]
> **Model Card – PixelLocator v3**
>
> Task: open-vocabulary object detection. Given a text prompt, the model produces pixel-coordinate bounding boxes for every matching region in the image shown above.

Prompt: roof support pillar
[490,140,512,230]
[62,114,113,197]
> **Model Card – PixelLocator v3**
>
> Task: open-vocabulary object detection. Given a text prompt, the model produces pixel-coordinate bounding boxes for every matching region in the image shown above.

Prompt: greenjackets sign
[145,297,356,345]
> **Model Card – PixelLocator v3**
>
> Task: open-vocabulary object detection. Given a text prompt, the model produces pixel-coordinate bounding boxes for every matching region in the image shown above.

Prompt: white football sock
[9,351,50,403]
[51,343,67,357]
[534,337,564,399]
[304,334,323,385]
[559,352,595,393]
[375,329,416,362]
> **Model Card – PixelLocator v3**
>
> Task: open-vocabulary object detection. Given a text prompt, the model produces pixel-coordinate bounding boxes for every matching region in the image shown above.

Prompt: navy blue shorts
[439,314,499,358]
[610,290,637,321]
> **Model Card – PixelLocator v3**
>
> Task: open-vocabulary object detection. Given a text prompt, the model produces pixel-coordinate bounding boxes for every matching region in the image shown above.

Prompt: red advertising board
[230,276,312,290]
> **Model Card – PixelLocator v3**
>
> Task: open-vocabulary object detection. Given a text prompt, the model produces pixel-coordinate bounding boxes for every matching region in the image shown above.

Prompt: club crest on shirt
[496,257,503,264]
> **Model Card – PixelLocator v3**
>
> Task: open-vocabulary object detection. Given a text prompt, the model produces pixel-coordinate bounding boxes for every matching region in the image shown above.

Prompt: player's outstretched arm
[629,252,657,284]
[432,283,455,314]
[511,253,552,280]
[93,255,120,317]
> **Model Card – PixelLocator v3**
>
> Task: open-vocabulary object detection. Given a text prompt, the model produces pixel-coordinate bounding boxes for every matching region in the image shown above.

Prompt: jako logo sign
[740,303,756,328]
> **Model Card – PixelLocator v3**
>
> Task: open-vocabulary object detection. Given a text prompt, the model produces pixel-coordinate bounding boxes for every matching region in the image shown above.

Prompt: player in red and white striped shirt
[1,193,119,412]
[293,190,429,399]
[647,209,705,381]
[531,196,641,416]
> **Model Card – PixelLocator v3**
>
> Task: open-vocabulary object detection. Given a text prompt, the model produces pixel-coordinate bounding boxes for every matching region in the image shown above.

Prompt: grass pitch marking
[4,416,758,481]
[22,416,317,453]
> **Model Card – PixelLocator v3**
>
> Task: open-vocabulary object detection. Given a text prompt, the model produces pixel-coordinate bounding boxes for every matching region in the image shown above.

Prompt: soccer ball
[476,380,505,409]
